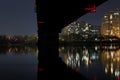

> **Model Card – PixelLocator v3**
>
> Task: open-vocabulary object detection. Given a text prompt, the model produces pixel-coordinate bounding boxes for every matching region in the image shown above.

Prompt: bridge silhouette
[36,0,108,80]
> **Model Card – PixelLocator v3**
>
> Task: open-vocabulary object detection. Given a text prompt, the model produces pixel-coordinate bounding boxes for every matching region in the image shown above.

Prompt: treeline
[0,35,38,46]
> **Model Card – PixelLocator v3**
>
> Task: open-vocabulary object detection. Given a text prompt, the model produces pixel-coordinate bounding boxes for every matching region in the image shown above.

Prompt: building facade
[101,9,120,38]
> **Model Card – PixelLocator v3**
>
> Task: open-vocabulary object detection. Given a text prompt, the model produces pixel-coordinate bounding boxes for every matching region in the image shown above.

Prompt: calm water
[59,44,120,80]
[0,46,38,80]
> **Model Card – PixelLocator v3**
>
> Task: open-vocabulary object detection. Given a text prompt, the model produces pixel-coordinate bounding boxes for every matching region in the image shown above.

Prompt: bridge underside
[36,0,108,79]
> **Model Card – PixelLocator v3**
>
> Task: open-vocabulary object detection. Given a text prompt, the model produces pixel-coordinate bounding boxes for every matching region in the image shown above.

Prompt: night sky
[0,0,37,35]
[0,0,119,35]
[78,0,120,26]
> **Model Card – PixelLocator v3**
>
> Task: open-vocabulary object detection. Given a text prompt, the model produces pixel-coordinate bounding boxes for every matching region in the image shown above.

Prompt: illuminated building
[101,9,120,38]
[61,21,100,40]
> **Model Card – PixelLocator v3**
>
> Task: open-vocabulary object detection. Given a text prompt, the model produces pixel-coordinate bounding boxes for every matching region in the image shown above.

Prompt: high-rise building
[101,9,120,38]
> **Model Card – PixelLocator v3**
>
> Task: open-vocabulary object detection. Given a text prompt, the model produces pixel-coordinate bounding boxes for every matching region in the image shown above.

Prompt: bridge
[36,0,108,80]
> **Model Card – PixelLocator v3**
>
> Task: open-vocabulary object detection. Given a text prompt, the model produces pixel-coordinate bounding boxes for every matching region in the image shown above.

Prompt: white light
[85,23,88,26]
[114,12,119,15]
[111,67,113,74]
[110,15,112,19]
[86,27,89,30]
[105,67,108,73]
[110,21,112,23]
[115,70,120,76]
[104,16,107,18]
[75,31,79,34]
[95,46,98,50]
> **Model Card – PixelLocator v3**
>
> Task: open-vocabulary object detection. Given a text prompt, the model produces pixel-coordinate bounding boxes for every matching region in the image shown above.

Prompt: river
[59,43,120,80]
[0,46,38,80]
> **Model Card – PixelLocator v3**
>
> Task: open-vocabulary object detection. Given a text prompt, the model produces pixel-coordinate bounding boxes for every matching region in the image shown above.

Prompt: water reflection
[102,49,120,77]
[0,46,38,55]
[0,46,38,80]
[59,44,120,80]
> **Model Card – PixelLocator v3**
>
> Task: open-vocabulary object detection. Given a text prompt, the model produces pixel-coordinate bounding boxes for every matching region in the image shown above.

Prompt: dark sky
[0,0,119,35]
[78,0,120,26]
[0,0,37,35]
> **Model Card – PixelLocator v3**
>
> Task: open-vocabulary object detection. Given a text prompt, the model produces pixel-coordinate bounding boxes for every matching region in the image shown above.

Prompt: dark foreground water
[0,46,38,80]
[59,43,120,80]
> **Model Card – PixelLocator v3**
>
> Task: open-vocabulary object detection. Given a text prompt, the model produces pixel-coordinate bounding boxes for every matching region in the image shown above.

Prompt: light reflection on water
[0,46,38,80]
[0,46,38,55]
[59,44,120,80]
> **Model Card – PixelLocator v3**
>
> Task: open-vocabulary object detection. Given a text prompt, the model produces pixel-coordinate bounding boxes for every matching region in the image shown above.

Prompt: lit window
[89,25,91,27]
[114,12,119,15]
[85,23,88,26]
[110,15,112,19]
[104,16,107,18]
[86,27,89,30]
[106,21,109,23]
[110,21,112,23]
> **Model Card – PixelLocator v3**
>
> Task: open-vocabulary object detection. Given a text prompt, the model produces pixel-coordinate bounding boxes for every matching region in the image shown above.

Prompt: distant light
[104,16,107,18]
[115,70,120,76]
[114,12,119,15]
[110,21,112,23]
[110,15,113,19]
